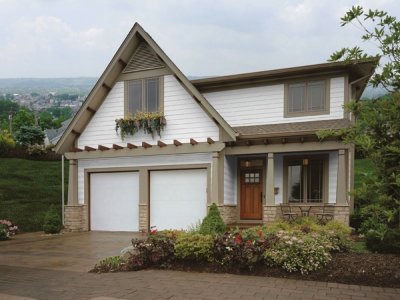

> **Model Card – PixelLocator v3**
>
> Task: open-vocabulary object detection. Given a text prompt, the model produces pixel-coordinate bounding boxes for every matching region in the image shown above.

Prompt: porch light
[302,158,309,166]
[245,160,251,167]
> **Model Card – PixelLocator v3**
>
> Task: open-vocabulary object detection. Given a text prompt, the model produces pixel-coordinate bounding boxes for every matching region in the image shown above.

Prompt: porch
[216,143,353,226]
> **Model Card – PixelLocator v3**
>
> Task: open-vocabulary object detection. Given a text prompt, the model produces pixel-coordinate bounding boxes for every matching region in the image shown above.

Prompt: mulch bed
[159,253,400,288]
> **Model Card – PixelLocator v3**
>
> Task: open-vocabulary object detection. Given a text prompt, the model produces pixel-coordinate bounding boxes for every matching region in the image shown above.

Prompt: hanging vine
[115,111,166,140]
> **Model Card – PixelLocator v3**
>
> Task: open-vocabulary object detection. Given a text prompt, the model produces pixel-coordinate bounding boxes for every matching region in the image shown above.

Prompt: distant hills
[0,77,388,99]
[0,77,97,95]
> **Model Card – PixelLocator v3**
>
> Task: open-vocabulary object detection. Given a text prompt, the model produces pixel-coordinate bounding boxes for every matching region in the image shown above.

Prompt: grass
[0,158,68,232]
[349,241,370,254]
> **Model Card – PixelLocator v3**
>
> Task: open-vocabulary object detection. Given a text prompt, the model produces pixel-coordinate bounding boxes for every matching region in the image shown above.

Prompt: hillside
[0,158,68,232]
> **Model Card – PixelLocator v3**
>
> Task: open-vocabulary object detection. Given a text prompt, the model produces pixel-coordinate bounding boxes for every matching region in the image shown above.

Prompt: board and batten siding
[203,77,345,127]
[77,153,212,204]
[77,75,219,149]
[273,151,338,204]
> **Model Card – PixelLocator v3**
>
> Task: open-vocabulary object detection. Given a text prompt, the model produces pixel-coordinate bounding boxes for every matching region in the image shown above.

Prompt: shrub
[0,219,18,240]
[213,229,277,270]
[199,203,225,235]
[15,126,45,146]
[127,230,178,270]
[27,144,46,156]
[264,231,333,274]
[174,232,214,261]
[0,130,16,155]
[365,228,400,254]
[91,256,127,273]
[43,206,62,234]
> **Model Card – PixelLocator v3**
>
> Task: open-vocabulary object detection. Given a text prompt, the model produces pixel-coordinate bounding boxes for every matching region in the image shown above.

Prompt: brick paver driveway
[0,232,399,300]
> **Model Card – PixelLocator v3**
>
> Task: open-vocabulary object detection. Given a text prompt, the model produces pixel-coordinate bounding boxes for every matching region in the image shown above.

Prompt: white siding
[77,153,212,204]
[77,75,219,148]
[224,156,237,205]
[204,77,345,127]
[273,151,338,205]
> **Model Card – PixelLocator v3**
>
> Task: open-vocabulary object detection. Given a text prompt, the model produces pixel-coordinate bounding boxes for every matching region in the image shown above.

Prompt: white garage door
[90,172,139,231]
[150,169,207,230]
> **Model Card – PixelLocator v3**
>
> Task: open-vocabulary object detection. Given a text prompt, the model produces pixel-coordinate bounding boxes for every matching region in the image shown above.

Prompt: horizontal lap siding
[77,153,212,204]
[204,77,345,127]
[77,75,219,149]
[224,156,237,205]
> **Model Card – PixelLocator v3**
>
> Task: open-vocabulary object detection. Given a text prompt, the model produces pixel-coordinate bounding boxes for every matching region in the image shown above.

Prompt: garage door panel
[90,172,139,231]
[150,169,207,230]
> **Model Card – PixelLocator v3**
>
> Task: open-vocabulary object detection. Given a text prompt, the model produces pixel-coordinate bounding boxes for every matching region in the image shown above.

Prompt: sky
[0,0,399,78]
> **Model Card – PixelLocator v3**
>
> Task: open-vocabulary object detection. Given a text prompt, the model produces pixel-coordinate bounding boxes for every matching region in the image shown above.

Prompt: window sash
[127,77,160,115]
[287,81,326,114]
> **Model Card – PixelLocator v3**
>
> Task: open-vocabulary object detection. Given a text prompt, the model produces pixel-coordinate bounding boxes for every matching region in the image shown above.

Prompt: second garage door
[150,169,207,230]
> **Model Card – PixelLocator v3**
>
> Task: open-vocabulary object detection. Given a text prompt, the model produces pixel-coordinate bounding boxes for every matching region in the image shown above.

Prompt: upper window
[285,80,329,117]
[126,77,161,116]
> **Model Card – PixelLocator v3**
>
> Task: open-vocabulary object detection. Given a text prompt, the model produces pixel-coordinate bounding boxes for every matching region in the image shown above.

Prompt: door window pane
[288,165,303,202]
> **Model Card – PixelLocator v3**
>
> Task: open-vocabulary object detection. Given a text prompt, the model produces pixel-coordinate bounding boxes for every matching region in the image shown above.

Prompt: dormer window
[126,77,163,116]
[284,79,330,117]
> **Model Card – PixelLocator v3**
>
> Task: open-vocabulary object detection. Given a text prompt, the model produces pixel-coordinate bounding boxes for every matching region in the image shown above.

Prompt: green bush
[365,228,400,254]
[0,225,7,240]
[0,130,16,155]
[199,203,225,235]
[43,206,62,234]
[174,232,214,261]
[264,231,333,274]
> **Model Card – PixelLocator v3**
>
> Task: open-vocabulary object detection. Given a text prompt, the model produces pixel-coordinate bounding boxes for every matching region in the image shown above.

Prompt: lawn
[0,158,68,232]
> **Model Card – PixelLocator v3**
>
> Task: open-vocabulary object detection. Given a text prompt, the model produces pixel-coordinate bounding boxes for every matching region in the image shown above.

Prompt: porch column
[266,153,275,205]
[139,168,149,232]
[336,149,347,205]
[211,151,224,205]
[67,159,78,205]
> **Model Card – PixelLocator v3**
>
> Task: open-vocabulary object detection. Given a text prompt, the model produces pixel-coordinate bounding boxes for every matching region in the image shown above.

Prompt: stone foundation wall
[139,204,149,232]
[218,205,237,225]
[64,205,88,232]
[263,205,350,225]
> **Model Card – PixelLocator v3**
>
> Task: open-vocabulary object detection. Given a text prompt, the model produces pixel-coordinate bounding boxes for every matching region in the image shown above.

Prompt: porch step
[226,223,263,230]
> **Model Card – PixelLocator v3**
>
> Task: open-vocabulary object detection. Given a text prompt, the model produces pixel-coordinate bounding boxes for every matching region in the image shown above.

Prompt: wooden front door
[240,168,263,220]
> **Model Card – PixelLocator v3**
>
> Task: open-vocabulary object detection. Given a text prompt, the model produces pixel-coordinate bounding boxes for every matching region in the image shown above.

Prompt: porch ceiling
[234,119,351,139]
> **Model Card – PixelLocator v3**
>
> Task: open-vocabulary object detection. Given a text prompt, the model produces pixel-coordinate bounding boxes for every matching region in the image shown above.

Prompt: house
[55,23,378,232]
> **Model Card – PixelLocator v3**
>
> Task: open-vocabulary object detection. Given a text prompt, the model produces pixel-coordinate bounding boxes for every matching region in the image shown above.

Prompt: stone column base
[217,205,237,225]
[263,205,279,224]
[139,204,149,232]
[64,205,88,232]
[332,205,350,225]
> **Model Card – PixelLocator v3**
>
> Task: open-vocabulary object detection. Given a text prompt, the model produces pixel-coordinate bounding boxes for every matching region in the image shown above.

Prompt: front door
[240,168,263,220]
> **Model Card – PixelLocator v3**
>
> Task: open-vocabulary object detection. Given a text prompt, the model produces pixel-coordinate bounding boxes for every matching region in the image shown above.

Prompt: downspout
[62,154,65,226]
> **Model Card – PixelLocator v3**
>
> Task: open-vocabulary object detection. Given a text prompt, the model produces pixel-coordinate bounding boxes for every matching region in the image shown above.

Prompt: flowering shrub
[0,219,18,240]
[127,230,181,270]
[115,111,166,139]
[91,256,127,273]
[264,230,334,274]
[174,232,214,261]
[213,229,277,270]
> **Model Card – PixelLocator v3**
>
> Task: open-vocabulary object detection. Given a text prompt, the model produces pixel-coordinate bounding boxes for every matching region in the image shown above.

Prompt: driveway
[0,232,399,300]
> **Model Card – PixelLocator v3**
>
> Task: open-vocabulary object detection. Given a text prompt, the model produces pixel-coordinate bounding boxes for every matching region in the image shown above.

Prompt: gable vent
[123,42,165,73]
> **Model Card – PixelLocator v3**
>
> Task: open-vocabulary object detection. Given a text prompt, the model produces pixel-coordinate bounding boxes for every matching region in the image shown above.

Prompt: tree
[12,109,35,133]
[0,130,16,154]
[38,111,55,130]
[15,126,45,146]
[329,6,399,92]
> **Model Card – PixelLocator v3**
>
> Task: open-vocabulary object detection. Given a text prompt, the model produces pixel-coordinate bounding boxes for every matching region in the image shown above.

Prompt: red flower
[150,229,158,235]
[234,234,242,245]
[257,230,263,239]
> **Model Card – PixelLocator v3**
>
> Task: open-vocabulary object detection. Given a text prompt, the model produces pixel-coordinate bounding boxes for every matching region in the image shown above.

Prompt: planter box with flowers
[115,111,166,140]
[0,219,18,241]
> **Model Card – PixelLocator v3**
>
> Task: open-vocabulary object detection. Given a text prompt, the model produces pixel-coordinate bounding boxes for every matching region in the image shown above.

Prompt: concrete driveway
[1,231,399,300]
[0,231,142,272]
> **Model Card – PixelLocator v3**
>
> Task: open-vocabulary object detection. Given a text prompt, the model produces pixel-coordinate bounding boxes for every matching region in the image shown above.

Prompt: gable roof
[55,23,237,154]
